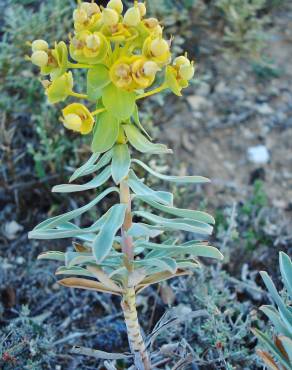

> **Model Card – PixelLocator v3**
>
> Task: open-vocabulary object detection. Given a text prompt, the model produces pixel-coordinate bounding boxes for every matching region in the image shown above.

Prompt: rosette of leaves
[253,252,292,370]
[27,1,222,369]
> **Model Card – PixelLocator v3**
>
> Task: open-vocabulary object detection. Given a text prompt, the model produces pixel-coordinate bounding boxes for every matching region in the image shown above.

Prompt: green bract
[28,1,220,368]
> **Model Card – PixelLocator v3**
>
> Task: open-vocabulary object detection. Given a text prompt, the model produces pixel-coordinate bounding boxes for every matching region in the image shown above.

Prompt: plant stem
[69,91,88,99]
[136,84,168,101]
[91,108,106,116]
[119,180,151,370]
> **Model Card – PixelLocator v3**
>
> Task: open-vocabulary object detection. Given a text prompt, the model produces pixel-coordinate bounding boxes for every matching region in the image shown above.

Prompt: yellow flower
[102,22,138,43]
[107,0,124,14]
[45,72,73,104]
[142,36,171,66]
[73,2,101,32]
[165,56,195,96]
[31,51,49,67]
[102,8,119,26]
[70,31,109,64]
[32,39,49,52]
[142,18,162,37]
[110,56,159,91]
[123,6,141,27]
[61,103,94,134]
[137,2,147,17]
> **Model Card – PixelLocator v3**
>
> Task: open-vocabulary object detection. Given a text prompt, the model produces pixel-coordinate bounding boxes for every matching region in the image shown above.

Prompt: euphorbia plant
[28,1,223,368]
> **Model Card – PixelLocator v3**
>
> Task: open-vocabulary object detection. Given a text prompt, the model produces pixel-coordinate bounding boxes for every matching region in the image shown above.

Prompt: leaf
[30,187,118,232]
[69,153,100,182]
[165,66,182,96]
[56,266,94,278]
[37,251,65,262]
[256,350,280,370]
[87,65,110,101]
[135,270,192,294]
[260,271,292,327]
[279,252,292,299]
[111,144,131,184]
[102,83,136,120]
[65,251,94,267]
[279,336,292,363]
[92,111,119,153]
[253,328,291,369]
[132,104,152,140]
[128,223,163,238]
[128,170,173,206]
[132,159,210,184]
[260,305,291,337]
[124,124,172,154]
[82,149,113,177]
[133,211,213,235]
[71,346,130,360]
[53,166,111,193]
[93,204,127,263]
[136,257,177,274]
[58,277,122,296]
[87,265,123,293]
[134,196,215,224]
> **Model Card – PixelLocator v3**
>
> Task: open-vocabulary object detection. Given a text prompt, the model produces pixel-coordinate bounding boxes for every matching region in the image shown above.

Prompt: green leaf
[135,257,177,274]
[29,187,118,233]
[132,159,210,184]
[65,252,94,267]
[165,66,182,96]
[53,166,111,193]
[111,144,131,184]
[82,150,113,177]
[37,251,65,262]
[69,153,100,182]
[102,83,136,120]
[134,196,215,224]
[132,104,152,140]
[279,252,292,299]
[92,111,119,153]
[260,271,292,327]
[253,328,292,369]
[133,211,213,235]
[56,266,95,278]
[87,65,110,101]
[93,204,127,263]
[128,170,173,206]
[260,305,291,337]
[124,124,172,154]
[279,336,292,363]
[128,223,163,238]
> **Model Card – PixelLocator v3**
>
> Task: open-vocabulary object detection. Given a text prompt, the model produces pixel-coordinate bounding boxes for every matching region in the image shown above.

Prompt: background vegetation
[0,0,291,369]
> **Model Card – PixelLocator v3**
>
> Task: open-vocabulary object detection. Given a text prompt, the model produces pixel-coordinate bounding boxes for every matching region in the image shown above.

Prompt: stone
[247,145,270,164]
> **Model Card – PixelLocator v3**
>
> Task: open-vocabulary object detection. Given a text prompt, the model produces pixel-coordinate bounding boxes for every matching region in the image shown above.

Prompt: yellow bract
[62,103,94,134]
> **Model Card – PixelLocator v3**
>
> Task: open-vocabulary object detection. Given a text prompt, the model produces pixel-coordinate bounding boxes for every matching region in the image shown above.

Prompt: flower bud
[150,38,169,57]
[179,63,195,80]
[86,33,101,50]
[31,50,49,67]
[80,2,100,16]
[137,2,147,17]
[102,8,119,26]
[73,8,88,23]
[63,114,82,131]
[32,39,49,52]
[174,56,190,67]
[143,61,160,76]
[107,0,123,14]
[144,17,159,29]
[123,6,141,27]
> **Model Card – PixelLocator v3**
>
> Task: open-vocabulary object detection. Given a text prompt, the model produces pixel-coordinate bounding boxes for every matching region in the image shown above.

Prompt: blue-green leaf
[132,159,210,184]
[135,257,177,274]
[127,223,163,238]
[111,144,131,184]
[132,104,152,140]
[133,211,213,235]
[53,166,111,193]
[37,251,65,262]
[134,196,215,224]
[92,111,119,153]
[56,266,95,278]
[69,153,100,183]
[279,252,292,299]
[124,124,172,154]
[93,204,127,263]
[260,305,291,337]
[128,170,173,206]
[102,83,136,120]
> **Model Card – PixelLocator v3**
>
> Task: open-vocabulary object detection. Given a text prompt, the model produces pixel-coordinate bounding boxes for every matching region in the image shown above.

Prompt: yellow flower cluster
[28,0,195,136]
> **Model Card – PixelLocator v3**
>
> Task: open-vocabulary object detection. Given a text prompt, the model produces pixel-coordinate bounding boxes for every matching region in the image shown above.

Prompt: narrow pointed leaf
[124,124,172,154]
[132,104,152,140]
[278,336,292,363]
[87,265,123,293]
[128,170,173,206]
[53,166,111,193]
[133,159,210,184]
[134,196,215,224]
[279,252,292,299]
[70,153,100,182]
[92,111,119,153]
[260,305,291,337]
[58,277,122,296]
[37,251,65,262]
[93,204,127,263]
[56,266,95,278]
[136,257,177,274]
[111,144,131,184]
